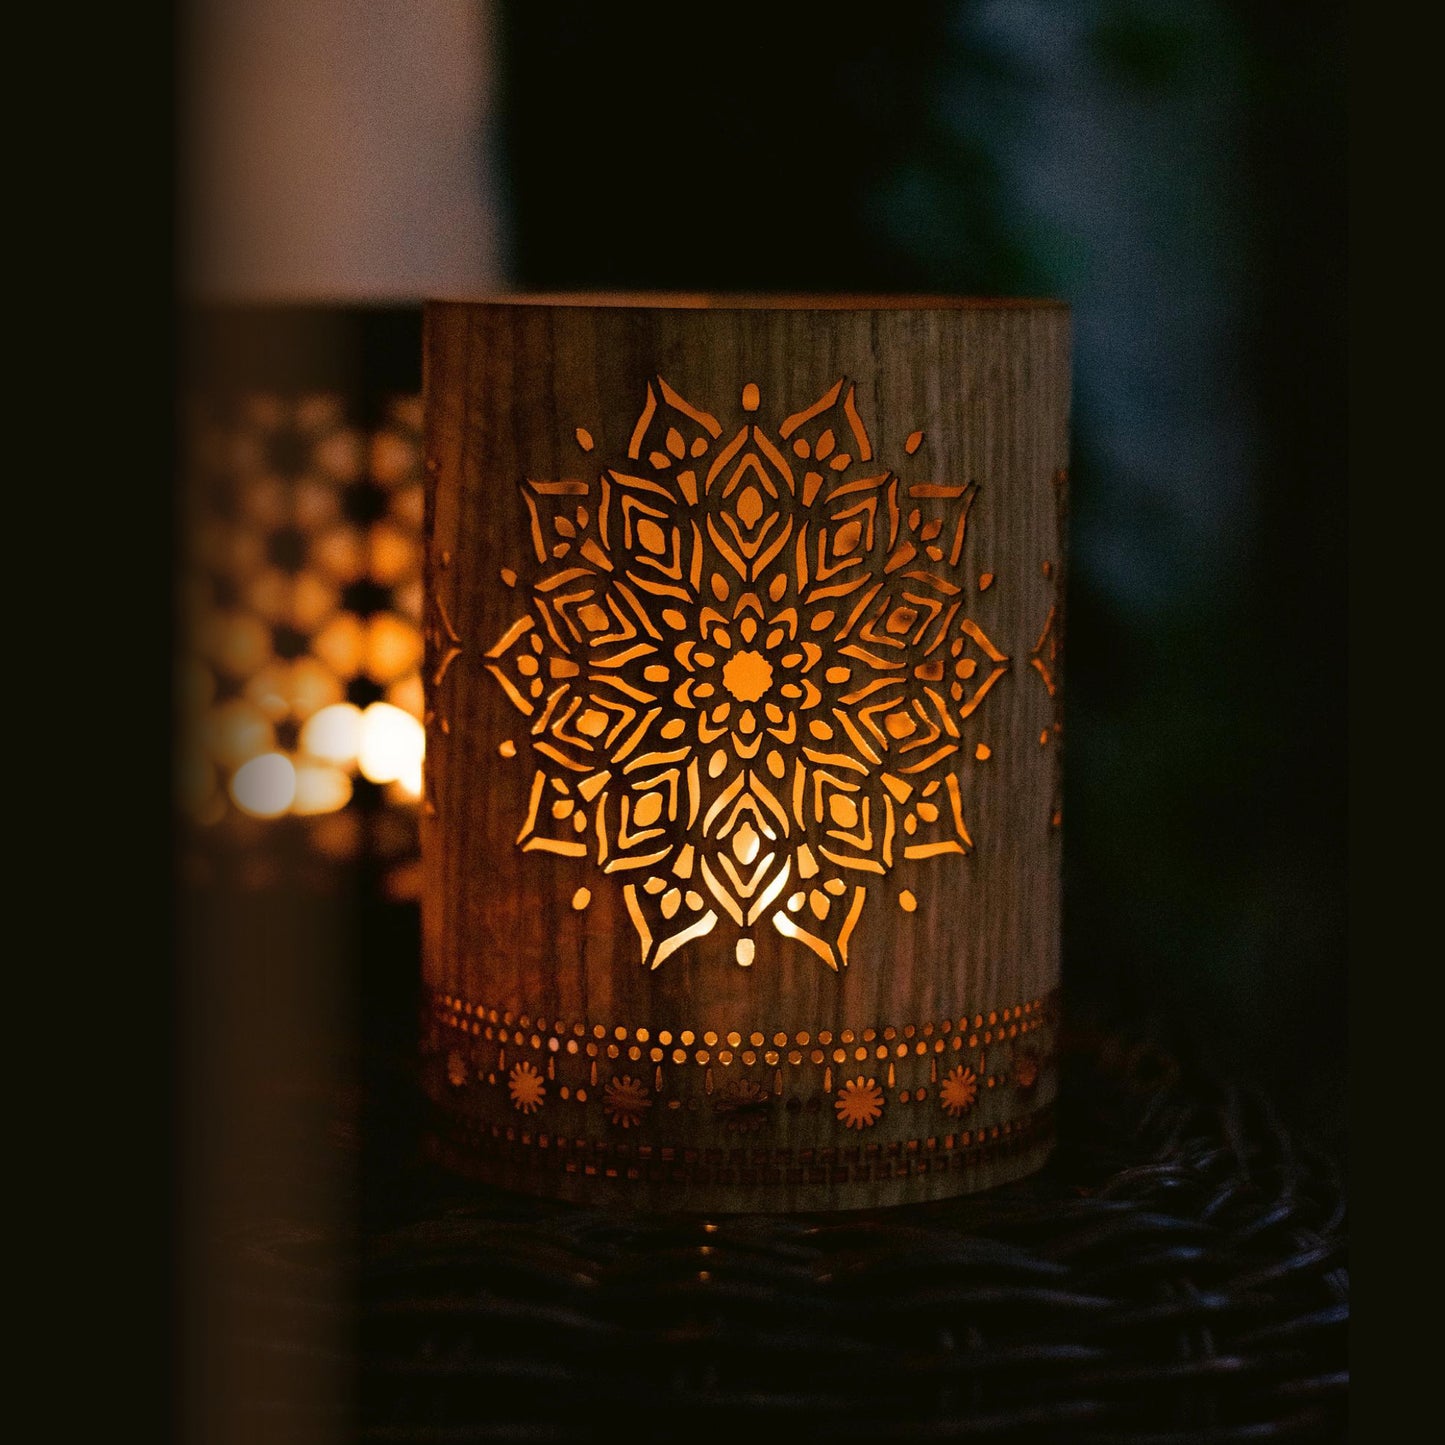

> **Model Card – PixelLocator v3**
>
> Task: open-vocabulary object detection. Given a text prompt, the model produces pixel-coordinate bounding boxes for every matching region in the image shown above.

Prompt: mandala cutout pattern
[483,378,1010,971]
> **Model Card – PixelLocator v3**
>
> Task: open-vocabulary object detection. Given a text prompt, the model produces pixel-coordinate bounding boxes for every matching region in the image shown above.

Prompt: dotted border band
[431,987,1057,1071]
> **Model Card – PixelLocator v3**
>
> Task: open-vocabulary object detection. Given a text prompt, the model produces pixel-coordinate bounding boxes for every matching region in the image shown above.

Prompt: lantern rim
[425,292,1068,312]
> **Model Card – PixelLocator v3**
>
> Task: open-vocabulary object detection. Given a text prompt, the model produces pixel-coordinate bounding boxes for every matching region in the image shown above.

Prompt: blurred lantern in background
[177,389,427,890]
[178,0,502,901]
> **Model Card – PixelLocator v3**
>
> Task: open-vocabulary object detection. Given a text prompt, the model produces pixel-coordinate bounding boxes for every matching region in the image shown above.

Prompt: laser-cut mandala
[483,378,1009,971]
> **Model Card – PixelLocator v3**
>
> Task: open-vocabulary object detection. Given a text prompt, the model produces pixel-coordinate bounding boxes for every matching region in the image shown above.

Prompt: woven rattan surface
[220,1027,1346,1443]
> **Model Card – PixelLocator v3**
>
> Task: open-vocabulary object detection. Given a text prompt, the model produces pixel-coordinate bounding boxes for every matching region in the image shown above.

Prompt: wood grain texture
[422,298,1069,1210]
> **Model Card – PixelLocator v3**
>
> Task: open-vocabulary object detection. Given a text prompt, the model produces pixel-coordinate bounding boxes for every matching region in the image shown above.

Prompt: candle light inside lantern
[421,296,1069,1209]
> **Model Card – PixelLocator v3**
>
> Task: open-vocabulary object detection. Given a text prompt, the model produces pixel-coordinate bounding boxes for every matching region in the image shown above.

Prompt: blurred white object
[183,0,504,301]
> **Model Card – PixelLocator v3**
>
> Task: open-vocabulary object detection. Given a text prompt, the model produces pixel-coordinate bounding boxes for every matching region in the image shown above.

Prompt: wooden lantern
[422,297,1069,1209]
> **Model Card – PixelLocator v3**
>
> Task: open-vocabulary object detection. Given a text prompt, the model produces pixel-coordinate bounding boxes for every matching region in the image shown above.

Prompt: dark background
[172,6,1346,1440]
[493,0,1347,1136]
[181,0,1345,1139]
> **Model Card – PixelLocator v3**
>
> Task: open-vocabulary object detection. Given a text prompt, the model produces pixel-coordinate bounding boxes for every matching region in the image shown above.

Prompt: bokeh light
[291,762,354,816]
[299,702,364,767]
[178,393,428,866]
[230,752,297,818]
[358,703,425,786]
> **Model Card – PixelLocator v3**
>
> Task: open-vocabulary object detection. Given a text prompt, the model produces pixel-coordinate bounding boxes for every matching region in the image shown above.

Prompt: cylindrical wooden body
[422,297,1069,1210]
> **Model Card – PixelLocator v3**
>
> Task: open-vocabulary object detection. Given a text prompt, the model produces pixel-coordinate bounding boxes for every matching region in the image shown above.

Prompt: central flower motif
[721,649,773,703]
[668,603,820,758]
[483,376,1011,972]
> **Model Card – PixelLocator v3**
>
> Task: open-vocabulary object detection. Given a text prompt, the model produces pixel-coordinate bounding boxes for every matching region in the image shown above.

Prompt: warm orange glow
[316,427,364,481]
[390,752,424,801]
[204,699,275,769]
[311,810,363,860]
[312,525,366,583]
[508,1061,547,1113]
[387,673,424,719]
[194,791,228,828]
[482,375,1001,973]
[300,702,364,766]
[721,649,773,704]
[835,1076,885,1129]
[313,613,366,675]
[249,656,345,720]
[205,611,271,676]
[940,1064,979,1116]
[731,820,761,865]
[289,657,345,716]
[243,661,293,721]
[358,702,425,784]
[291,762,353,815]
[369,523,416,585]
[183,392,430,843]
[230,752,296,818]
[366,613,424,682]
